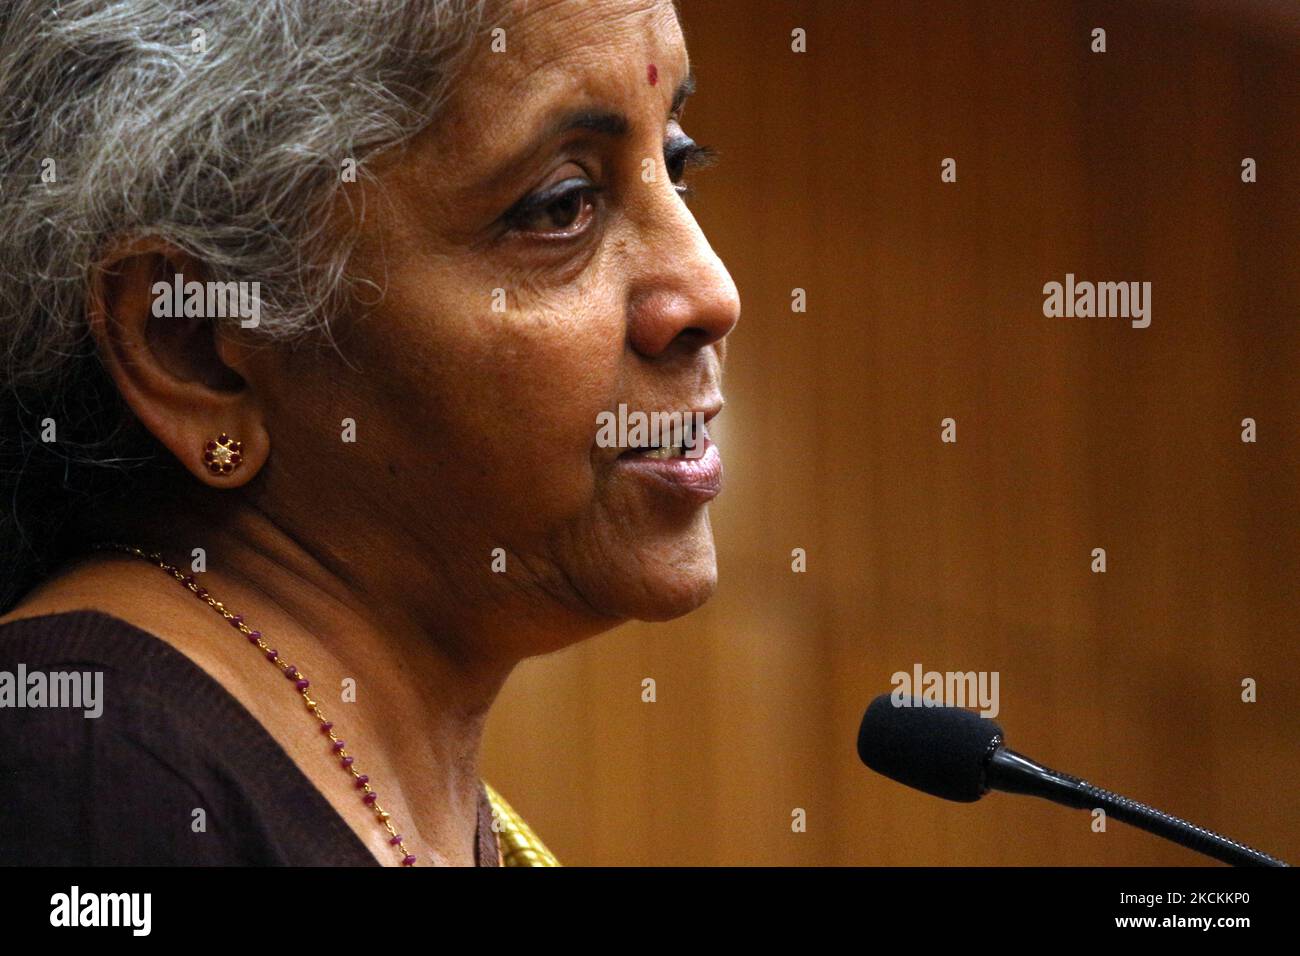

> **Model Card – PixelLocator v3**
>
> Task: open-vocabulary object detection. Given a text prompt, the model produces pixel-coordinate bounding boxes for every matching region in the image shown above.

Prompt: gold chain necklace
[89,541,439,866]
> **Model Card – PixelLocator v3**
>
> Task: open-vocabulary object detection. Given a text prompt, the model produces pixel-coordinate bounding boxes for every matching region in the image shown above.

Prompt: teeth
[642,444,684,459]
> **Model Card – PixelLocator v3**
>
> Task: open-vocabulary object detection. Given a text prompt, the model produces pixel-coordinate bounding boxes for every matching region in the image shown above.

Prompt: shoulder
[0,610,370,865]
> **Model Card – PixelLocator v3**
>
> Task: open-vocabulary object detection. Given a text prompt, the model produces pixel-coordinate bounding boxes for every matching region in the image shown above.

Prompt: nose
[624,195,741,359]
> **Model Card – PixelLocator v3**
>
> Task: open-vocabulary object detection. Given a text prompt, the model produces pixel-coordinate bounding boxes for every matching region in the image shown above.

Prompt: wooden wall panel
[482,0,1300,866]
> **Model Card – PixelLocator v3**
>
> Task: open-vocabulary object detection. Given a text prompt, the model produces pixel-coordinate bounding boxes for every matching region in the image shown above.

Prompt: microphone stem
[985,748,1289,867]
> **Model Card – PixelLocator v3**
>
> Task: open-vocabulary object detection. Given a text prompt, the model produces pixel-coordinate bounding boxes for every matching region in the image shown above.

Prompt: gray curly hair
[0,0,491,612]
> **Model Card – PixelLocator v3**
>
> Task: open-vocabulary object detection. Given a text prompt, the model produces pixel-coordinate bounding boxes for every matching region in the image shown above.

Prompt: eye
[505,176,600,236]
[665,137,720,198]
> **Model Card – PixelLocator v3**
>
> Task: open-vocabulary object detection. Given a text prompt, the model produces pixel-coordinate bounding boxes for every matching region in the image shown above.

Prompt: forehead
[492,0,683,76]
[442,0,686,147]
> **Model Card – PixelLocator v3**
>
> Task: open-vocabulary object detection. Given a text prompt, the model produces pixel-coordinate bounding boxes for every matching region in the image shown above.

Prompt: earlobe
[86,242,270,489]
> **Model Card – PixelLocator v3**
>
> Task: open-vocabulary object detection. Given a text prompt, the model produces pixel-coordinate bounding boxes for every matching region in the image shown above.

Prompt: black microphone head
[857,693,1004,802]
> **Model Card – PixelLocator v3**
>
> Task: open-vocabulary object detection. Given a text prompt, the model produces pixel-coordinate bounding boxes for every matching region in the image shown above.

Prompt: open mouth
[609,408,723,503]
[620,439,699,460]
[617,419,710,460]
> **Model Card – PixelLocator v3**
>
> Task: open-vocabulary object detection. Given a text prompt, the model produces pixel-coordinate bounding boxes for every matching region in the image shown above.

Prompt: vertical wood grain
[482,0,1300,866]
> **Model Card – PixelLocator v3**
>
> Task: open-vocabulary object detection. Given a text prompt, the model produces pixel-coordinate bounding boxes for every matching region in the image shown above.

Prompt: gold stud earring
[203,433,244,476]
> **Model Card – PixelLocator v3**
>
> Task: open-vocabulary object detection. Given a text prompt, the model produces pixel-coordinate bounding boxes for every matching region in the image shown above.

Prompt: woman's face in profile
[254,0,740,650]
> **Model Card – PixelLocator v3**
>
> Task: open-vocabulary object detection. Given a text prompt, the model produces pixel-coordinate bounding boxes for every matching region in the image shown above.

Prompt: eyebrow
[671,69,696,116]
[479,69,696,191]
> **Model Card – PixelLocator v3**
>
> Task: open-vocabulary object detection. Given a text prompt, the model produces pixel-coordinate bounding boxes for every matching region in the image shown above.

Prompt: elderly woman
[0,0,739,866]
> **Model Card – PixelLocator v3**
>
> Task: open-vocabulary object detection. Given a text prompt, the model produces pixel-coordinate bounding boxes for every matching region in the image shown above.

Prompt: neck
[84,490,522,865]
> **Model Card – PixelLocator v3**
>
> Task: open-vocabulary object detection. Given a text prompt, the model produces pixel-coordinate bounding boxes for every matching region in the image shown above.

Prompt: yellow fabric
[484,782,561,867]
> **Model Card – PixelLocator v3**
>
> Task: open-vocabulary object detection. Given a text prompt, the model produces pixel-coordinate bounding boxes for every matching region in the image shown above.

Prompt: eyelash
[505,139,721,235]
[667,140,721,198]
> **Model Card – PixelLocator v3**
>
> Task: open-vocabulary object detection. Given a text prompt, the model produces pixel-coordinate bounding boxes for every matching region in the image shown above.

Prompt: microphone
[856,693,1289,867]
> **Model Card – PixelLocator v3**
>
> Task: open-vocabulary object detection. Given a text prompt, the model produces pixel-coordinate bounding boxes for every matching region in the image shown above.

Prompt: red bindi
[647,63,658,86]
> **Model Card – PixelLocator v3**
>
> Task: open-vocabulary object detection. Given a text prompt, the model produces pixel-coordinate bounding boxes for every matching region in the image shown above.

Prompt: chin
[616,549,719,623]
[636,577,718,622]
[569,510,722,625]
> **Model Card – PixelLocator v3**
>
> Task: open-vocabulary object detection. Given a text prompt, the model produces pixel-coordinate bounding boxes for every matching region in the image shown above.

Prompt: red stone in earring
[203,433,244,476]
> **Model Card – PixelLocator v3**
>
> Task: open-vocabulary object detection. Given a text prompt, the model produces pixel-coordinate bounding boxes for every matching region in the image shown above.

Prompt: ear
[86,240,270,488]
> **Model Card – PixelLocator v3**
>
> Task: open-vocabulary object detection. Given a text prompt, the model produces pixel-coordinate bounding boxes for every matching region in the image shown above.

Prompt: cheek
[369,277,626,529]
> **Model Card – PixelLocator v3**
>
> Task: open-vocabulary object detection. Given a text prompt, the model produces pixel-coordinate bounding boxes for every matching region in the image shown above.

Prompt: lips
[614,421,723,504]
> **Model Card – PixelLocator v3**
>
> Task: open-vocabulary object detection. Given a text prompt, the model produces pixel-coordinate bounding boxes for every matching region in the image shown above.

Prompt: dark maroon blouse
[0,609,498,866]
